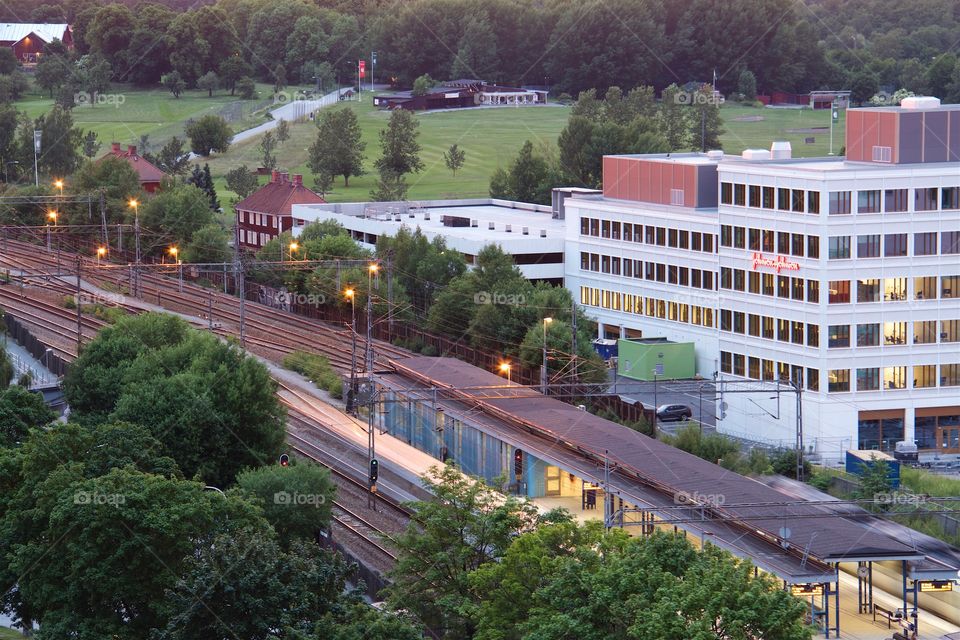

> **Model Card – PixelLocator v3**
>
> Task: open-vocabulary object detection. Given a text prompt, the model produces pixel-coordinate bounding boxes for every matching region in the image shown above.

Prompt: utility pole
[386,256,394,334]
[794,380,805,482]
[99,190,107,245]
[75,257,82,352]
[571,300,578,382]
[235,253,246,348]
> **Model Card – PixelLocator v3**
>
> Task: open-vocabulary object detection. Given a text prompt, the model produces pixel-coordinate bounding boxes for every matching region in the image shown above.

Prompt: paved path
[230,87,352,145]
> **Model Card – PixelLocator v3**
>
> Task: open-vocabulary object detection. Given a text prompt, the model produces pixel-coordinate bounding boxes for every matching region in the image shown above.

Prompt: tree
[81,130,101,158]
[557,115,595,185]
[197,70,219,97]
[225,165,260,199]
[0,48,18,75]
[849,69,880,105]
[140,183,216,250]
[275,119,290,143]
[924,53,957,98]
[236,461,335,547]
[0,387,55,446]
[0,73,29,102]
[236,76,256,99]
[411,73,436,96]
[153,136,191,176]
[518,316,607,385]
[161,70,186,98]
[386,464,541,637]
[450,14,498,80]
[75,54,112,106]
[187,163,219,210]
[658,84,691,151]
[442,143,466,176]
[308,108,365,187]
[375,109,425,180]
[183,222,231,264]
[259,130,277,169]
[369,170,409,201]
[35,104,82,178]
[219,57,252,95]
[0,348,12,388]
[184,115,233,156]
[72,156,141,226]
[855,456,894,512]
[489,140,551,204]
[689,87,725,151]
[33,49,71,98]
[738,68,758,100]
[274,63,287,93]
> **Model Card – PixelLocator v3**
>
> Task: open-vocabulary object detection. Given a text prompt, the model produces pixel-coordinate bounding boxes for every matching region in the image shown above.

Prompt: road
[607,373,717,432]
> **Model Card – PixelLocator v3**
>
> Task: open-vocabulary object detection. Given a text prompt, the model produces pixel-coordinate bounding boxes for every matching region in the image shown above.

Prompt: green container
[616,338,695,381]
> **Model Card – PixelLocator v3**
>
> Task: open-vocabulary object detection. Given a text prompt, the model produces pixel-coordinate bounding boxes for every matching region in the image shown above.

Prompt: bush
[420,344,438,357]
[771,449,811,479]
[236,76,256,99]
[283,350,343,399]
[809,473,832,491]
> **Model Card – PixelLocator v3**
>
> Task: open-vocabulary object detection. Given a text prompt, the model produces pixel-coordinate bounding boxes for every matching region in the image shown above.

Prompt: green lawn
[0,627,24,639]
[719,103,847,158]
[16,82,278,150]
[205,98,572,203]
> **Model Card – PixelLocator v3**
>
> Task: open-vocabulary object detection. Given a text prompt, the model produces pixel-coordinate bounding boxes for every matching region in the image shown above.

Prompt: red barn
[235,171,326,250]
[0,23,72,63]
[101,143,167,193]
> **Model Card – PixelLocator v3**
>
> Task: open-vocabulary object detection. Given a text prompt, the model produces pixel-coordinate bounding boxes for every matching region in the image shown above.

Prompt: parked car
[657,404,693,422]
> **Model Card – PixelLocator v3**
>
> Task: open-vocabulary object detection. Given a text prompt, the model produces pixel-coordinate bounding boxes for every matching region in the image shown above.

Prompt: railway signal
[369,458,379,483]
[279,453,290,466]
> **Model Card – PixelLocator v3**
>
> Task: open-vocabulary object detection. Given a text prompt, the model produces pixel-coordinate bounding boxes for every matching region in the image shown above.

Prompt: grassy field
[204,98,572,202]
[719,103,847,157]
[16,82,278,151]
[0,627,24,639]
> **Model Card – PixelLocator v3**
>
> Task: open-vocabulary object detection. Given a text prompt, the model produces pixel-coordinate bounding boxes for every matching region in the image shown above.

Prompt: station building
[564,97,960,459]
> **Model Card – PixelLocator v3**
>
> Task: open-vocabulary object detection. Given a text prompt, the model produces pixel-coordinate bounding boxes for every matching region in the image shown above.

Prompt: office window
[857,368,880,391]
[791,277,804,300]
[733,269,745,291]
[777,187,790,211]
[942,320,960,343]
[915,187,939,211]
[777,275,789,298]
[829,280,850,303]
[762,316,774,339]
[703,234,714,252]
[679,266,689,286]
[884,366,907,389]
[792,321,804,344]
[734,184,746,206]
[943,275,959,299]
[943,364,960,387]
[668,264,678,284]
[942,187,960,210]
[611,257,621,275]
[828,324,850,348]
[915,276,937,300]
[601,220,610,238]
[691,269,702,288]
[791,189,805,212]
[807,368,819,391]
[915,321,937,344]
[733,354,745,377]
[656,227,666,246]
[679,230,689,249]
[828,236,850,259]
[829,191,851,215]
[733,311,745,334]
[762,273,774,296]
[858,189,881,213]
[773,232,787,254]
[645,225,656,243]
[857,278,881,303]
[857,234,880,258]
[884,278,907,301]
[590,218,600,236]
[656,263,666,282]
[807,323,819,347]
[720,267,732,289]
[645,262,655,280]
[580,252,589,270]
[914,365,937,388]
[580,218,590,235]
[791,233,804,257]
[733,226,745,249]
[807,235,819,259]
[611,221,621,240]
[601,255,610,273]
[942,231,960,255]
[622,223,634,242]
[668,228,678,247]
[761,359,774,381]
[828,369,850,392]
[857,323,880,347]
[915,232,938,256]
[884,188,908,212]
[761,230,774,253]
[749,185,761,207]
[884,233,908,257]
[749,228,761,251]
[692,232,702,251]
[749,357,761,379]
[748,313,761,336]
[703,271,714,290]
[884,321,908,345]
[807,279,819,303]
[720,353,730,376]
[721,183,733,204]
[763,186,775,209]
[807,191,820,214]
[747,272,760,296]
[720,309,732,332]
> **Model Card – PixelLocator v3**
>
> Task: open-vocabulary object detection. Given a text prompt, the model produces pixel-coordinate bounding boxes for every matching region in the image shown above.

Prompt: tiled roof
[100,144,166,184]
[234,173,326,215]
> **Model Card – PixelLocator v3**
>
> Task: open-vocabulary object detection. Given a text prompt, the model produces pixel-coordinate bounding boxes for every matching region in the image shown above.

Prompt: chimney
[128,145,137,156]
[271,170,280,183]
[280,171,289,183]
[292,174,303,186]
[111,142,121,153]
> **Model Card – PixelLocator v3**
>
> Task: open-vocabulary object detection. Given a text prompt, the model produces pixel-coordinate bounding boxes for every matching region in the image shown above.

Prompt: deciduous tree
[308,108,365,187]
[184,115,233,156]
[442,143,466,176]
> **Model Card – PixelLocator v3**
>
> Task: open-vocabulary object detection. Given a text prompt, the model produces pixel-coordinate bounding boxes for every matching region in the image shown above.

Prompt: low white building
[291,198,567,282]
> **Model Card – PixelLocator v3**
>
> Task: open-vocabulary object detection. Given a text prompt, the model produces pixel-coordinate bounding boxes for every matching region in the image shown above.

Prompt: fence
[3,314,70,378]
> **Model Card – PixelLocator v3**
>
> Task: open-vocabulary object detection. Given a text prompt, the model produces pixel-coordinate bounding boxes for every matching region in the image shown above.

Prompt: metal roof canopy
[385,357,946,571]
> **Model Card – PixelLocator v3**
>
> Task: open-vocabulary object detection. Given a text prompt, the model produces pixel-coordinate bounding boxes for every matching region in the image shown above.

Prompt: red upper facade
[845,98,960,165]
[602,154,719,209]
[235,171,326,249]
[101,143,166,193]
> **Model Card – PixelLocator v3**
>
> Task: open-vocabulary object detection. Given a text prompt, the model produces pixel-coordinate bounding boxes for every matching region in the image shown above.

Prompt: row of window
[579,253,715,290]
[720,310,819,346]
[239,210,279,229]
[827,365,960,392]
[720,226,819,257]
[720,184,960,214]
[827,320,959,348]
[579,218,716,253]
[579,287,716,328]
[719,351,819,391]
[720,269,820,302]
[239,229,272,246]
[826,232,960,259]
[827,276,959,303]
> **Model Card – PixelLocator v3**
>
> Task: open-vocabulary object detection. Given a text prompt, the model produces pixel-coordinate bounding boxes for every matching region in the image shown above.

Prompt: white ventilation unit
[505,224,512,233]
[522,227,529,235]
[488,221,495,230]
[423,212,430,220]
[770,141,792,159]
[540,229,547,238]
[471,219,478,227]
[742,149,771,160]
[706,150,724,161]
[901,96,940,110]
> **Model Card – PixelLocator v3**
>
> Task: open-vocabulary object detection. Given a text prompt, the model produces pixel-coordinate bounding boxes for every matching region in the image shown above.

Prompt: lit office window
[914,320,937,344]
[883,322,908,345]
[915,276,937,300]
[828,369,850,392]
[914,365,937,388]
[883,366,907,389]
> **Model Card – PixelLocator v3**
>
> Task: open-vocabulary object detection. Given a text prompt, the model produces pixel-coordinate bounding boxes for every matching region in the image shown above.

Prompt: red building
[101,143,167,193]
[0,23,72,63]
[235,171,326,250]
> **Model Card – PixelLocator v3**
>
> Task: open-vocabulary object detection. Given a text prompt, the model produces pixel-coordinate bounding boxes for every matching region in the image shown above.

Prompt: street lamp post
[54,179,64,197]
[366,263,378,374]
[169,246,181,292]
[46,210,57,251]
[541,317,553,394]
[345,287,357,410]
[652,372,658,434]
[289,241,298,261]
[128,199,140,298]
[499,362,511,383]
[96,246,106,267]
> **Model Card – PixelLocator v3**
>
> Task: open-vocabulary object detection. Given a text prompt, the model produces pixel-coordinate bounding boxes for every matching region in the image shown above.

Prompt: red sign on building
[359,60,366,79]
[751,252,800,273]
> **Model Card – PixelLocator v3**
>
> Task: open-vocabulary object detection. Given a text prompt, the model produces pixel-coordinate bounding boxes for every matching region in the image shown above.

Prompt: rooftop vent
[488,221,495,230]
[522,227,529,235]
[394,214,401,221]
[901,96,941,110]
[706,150,724,161]
[471,219,478,227]
[742,149,771,161]
[770,141,792,160]
[505,224,512,233]
[423,212,430,220]
[539,229,547,238]
[440,215,471,228]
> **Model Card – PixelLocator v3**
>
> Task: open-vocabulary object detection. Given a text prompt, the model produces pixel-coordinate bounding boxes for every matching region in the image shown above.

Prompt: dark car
[657,404,692,422]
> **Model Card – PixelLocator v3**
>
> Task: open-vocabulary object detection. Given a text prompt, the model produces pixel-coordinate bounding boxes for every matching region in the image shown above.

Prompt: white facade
[564,149,960,459]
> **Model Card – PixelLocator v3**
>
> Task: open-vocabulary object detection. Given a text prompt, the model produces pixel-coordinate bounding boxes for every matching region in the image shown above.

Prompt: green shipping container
[617,338,695,381]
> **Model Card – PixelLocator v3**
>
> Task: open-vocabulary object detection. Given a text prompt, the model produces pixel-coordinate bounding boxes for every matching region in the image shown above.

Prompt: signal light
[279,454,289,466]
[369,458,379,483]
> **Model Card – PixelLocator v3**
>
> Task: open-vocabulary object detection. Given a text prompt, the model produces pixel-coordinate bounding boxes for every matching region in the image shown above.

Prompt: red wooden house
[235,171,326,250]
[0,23,72,63]
[101,143,166,193]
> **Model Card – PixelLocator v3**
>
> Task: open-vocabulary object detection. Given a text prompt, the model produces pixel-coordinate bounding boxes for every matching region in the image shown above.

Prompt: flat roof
[606,152,720,166]
[385,356,944,569]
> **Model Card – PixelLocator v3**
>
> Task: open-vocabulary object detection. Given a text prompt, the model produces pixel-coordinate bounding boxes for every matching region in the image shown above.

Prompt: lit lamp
[289,241,299,260]
[499,361,512,383]
[168,246,179,263]
[541,317,553,394]
[53,179,64,196]
[96,246,106,266]
[345,287,357,402]
[47,210,58,225]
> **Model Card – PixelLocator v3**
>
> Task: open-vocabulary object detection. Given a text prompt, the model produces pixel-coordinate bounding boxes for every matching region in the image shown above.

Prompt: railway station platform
[374,355,960,638]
